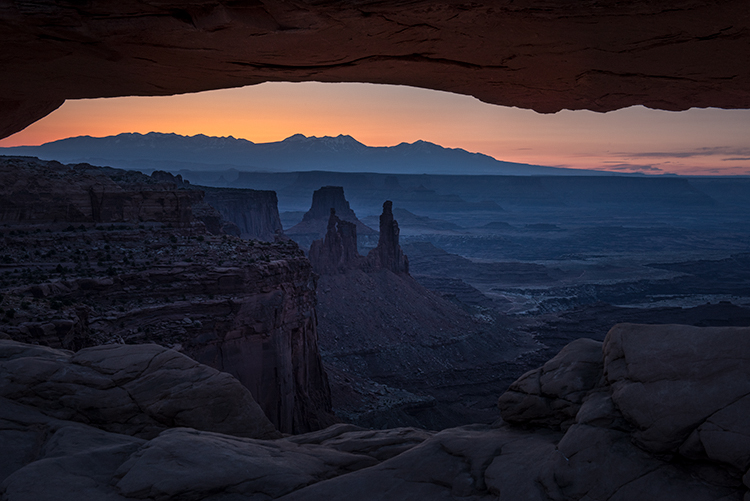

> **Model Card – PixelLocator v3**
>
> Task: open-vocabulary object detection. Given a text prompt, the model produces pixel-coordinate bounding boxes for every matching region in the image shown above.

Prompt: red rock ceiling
[1,1,749,140]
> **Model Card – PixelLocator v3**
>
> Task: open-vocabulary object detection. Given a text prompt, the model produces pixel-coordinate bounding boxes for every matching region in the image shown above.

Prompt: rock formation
[0,345,431,501]
[4,324,750,499]
[307,199,409,276]
[308,209,363,275]
[286,186,376,250]
[305,186,359,223]
[202,187,283,241]
[0,157,201,226]
[0,339,278,440]
[150,169,282,240]
[2,1,750,140]
[0,156,335,434]
[365,201,409,274]
[311,200,535,428]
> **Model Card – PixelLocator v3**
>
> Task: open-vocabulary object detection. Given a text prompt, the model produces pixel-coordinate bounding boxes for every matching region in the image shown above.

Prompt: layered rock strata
[0,157,201,226]
[0,225,334,434]
[151,169,282,240]
[202,187,283,241]
[0,157,335,434]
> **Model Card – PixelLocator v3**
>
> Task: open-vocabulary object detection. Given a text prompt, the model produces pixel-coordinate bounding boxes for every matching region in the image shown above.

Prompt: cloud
[603,163,665,173]
[620,147,750,159]
[723,157,750,162]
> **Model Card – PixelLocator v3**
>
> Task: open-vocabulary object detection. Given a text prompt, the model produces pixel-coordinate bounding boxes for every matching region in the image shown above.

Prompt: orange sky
[1,82,749,175]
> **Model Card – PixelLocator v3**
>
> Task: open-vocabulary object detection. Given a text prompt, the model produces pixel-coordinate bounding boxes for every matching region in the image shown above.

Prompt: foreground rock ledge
[2,1,750,138]
[4,324,750,500]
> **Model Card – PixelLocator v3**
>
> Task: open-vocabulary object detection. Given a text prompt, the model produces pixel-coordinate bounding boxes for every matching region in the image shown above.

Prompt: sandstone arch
[2,1,749,139]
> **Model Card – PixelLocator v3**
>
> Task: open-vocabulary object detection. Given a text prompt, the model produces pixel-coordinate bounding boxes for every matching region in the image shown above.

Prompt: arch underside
[1,0,749,139]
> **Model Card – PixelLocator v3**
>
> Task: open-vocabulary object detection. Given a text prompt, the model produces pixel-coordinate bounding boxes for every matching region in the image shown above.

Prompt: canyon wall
[202,187,283,241]
[0,156,334,434]
[151,169,283,240]
[0,157,201,226]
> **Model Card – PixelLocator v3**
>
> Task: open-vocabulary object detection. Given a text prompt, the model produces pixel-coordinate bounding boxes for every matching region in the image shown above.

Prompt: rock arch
[1,1,750,139]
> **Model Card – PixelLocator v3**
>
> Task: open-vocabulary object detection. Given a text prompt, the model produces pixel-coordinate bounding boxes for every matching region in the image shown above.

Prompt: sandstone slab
[603,323,750,455]
[498,337,603,429]
[0,339,278,440]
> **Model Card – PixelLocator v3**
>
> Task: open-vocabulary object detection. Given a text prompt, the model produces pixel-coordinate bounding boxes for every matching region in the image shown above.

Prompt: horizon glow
[1,82,749,175]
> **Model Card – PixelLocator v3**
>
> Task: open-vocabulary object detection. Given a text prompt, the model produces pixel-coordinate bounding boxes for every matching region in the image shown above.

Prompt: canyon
[3,154,750,498]
[2,1,750,495]
[0,156,333,434]
[297,186,534,429]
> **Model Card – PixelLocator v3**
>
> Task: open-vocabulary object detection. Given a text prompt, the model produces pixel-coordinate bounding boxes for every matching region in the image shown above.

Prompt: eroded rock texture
[4,325,750,499]
[0,156,335,434]
[0,157,201,226]
[0,339,278,440]
[308,209,363,275]
[365,201,408,274]
[2,0,750,139]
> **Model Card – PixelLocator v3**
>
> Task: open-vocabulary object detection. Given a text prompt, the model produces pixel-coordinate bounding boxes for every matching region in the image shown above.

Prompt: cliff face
[0,157,334,434]
[202,187,283,241]
[0,157,201,226]
[150,170,282,241]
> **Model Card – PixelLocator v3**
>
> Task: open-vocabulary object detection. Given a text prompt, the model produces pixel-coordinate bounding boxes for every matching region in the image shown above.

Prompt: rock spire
[366,201,409,274]
[308,200,409,275]
[308,209,362,274]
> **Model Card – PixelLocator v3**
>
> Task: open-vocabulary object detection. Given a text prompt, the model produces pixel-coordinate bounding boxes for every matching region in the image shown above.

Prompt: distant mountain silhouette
[0,132,623,176]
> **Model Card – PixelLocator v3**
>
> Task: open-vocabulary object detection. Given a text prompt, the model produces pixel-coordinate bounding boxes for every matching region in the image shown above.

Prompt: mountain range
[0,132,623,176]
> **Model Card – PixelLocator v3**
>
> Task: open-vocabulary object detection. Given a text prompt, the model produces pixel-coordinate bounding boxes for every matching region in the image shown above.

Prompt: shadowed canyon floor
[273,173,750,429]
